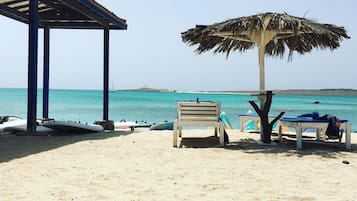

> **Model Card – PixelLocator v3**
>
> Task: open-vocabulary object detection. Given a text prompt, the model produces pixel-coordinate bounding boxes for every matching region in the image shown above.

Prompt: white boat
[312,99,320,104]
[41,120,104,134]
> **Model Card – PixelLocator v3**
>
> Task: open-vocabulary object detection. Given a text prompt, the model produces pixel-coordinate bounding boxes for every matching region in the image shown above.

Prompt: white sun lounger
[173,101,224,147]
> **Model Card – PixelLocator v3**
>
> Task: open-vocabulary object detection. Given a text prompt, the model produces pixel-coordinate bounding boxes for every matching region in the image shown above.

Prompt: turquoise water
[1,88,357,131]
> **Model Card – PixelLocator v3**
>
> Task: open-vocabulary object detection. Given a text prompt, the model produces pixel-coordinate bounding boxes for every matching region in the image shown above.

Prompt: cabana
[0,0,127,133]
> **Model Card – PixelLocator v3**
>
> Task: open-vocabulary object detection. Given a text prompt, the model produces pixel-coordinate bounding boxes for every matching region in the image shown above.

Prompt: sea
[1,88,357,132]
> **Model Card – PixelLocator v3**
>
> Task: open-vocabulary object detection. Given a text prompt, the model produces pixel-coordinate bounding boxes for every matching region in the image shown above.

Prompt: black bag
[321,114,341,139]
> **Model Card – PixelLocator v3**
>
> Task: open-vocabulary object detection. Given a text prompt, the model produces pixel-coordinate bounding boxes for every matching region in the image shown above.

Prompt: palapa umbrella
[181,12,350,143]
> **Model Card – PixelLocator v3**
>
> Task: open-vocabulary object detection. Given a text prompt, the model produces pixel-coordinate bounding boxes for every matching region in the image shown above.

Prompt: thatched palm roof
[181,12,350,60]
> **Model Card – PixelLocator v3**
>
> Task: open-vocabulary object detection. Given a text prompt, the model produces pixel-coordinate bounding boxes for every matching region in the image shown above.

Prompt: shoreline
[2,87,357,96]
[1,129,356,200]
[114,87,357,96]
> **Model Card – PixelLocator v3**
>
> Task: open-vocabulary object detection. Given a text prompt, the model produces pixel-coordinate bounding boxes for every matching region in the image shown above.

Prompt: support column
[258,45,265,94]
[43,26,50,119]
[247,29,277,143]
[103,28,109,121]
[258,45,266,141]
[27,0,39,134]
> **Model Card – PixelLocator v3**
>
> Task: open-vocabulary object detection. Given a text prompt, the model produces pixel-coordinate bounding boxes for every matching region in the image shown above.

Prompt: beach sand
[1,129,357,201]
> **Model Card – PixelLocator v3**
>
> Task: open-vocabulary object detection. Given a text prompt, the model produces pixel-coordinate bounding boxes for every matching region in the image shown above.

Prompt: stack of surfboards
[1,116,104,134]
[41,120,104,134]
[0,116,53,134]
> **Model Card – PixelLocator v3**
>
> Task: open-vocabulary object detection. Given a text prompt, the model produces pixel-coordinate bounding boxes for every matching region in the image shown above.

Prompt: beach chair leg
[296,126,302,150]
[278,125,283,142]
[316,129,320,141]
[254,120,259,131]
[346,124,351,151]
[240,119,244,132]
[173,122,178,147]
[320,128,327,140]
[179,127,182,137]
[338,129,343,143]
[219,125,224,147]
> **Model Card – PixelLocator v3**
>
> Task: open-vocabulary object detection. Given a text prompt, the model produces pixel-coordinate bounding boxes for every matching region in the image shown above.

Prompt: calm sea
[1,88,357,131]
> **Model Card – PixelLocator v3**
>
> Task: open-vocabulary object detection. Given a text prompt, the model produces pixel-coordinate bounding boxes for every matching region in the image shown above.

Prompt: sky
[0,0,356,91]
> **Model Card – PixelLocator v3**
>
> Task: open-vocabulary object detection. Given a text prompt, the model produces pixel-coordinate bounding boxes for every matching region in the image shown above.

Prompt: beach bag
[322,115,341,139]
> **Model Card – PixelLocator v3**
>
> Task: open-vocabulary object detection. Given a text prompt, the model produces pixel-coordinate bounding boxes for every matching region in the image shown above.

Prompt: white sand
[1,129,356,201]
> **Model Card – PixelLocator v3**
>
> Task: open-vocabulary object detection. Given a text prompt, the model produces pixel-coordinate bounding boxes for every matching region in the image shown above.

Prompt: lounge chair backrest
[177,102,221,122]
[173,101,225,147]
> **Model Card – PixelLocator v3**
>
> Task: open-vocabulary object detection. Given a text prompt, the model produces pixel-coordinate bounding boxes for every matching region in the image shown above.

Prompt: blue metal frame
[1,0,128,133]
[43,26,50,119]
[0,0,127,30]
[79,0,127,29]
[103,28,109,120]
[27,0,38,133]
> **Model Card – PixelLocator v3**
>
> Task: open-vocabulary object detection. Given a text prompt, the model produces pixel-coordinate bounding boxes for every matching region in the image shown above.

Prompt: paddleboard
[4,124,54,134]
[41,120,104,134]
[150,121,174,130]
[220,111,233,129]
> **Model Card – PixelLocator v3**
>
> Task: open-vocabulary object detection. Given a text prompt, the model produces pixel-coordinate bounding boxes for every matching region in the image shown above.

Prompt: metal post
[103,28,109,121]
[27,0,39,134]
[43,26,50,119]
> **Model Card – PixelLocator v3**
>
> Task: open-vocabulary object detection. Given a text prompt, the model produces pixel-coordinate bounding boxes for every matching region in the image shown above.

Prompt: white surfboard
[0,119,27,132]
[41,120,104,134]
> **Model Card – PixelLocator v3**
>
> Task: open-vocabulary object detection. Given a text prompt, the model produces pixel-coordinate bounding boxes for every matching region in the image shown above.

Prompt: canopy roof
[0,0,127,29]
[182,12,350,59]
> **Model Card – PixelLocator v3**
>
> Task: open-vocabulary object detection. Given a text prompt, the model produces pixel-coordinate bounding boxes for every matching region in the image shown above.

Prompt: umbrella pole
[258,45,266,142]
[259,45,265,93]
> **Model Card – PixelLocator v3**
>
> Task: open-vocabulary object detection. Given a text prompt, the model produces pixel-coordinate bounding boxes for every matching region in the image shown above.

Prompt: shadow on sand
[179,134,356,158]
[226,138,356,158]
[179,136,223,148]
[0,131,134,164]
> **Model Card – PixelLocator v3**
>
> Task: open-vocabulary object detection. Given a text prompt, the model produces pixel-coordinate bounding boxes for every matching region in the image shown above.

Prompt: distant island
[115,88,357,96]
[217,89,357,96]
[270,89,357,96]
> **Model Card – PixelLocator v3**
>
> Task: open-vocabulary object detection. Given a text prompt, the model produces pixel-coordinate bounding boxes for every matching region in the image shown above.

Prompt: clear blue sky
[0,0,355,91]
